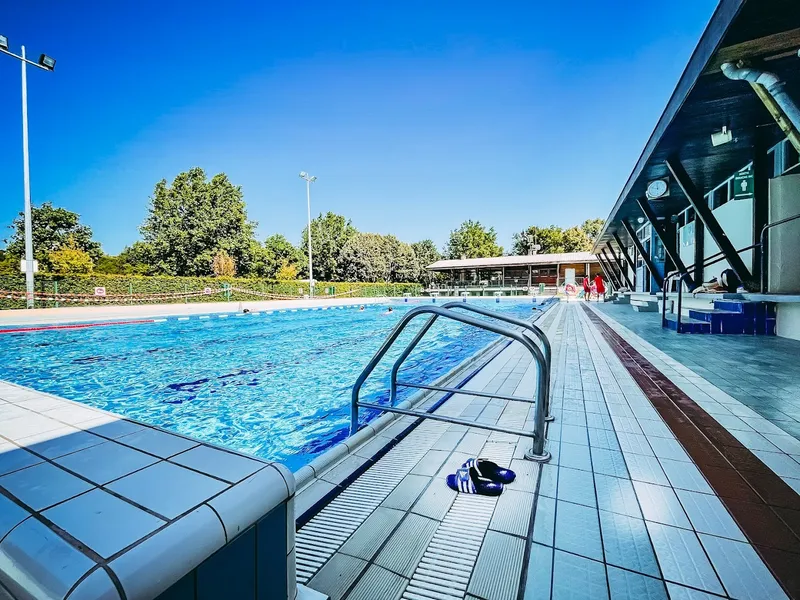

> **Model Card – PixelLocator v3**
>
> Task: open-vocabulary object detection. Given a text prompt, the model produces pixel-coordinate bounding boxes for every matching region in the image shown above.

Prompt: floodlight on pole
[299,172,317,297]
[0,36,56,309]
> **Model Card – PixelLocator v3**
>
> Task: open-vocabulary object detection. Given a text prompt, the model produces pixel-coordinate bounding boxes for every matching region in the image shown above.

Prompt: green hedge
[0,274,423,310]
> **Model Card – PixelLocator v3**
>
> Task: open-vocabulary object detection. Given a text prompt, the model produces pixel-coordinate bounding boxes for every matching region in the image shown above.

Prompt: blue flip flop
[446,467,504,496]
[462,458,516,484]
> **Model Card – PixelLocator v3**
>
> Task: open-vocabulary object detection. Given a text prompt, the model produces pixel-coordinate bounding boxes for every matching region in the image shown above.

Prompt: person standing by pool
[583,277,591,301]
[593,274,606,300]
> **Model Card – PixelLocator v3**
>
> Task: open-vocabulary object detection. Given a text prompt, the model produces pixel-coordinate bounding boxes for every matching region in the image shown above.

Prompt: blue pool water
[0,299,548,470]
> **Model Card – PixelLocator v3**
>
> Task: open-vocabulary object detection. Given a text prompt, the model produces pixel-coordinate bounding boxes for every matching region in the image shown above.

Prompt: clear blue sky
[0,0,718,255]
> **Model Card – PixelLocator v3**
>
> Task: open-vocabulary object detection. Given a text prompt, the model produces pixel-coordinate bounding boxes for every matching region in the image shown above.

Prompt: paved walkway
[591,302,800,440]
[299,301,800,599]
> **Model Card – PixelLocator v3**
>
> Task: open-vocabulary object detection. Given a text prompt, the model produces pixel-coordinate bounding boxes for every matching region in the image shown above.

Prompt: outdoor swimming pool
[0,298,549,470]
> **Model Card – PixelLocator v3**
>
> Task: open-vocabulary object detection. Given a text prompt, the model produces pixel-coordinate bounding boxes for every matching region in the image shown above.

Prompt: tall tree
[301,212,357,281]
[411,239,442,285]
[580,218,605,246]
[384,236,419,282]
[4,201,102,270]
[47,237,94,274]
[263,234,303,279]
[512,225,565,255]
[562,226,592,252]
[139,168,257,276]
[445,220,502,259]
[339,233,391,282]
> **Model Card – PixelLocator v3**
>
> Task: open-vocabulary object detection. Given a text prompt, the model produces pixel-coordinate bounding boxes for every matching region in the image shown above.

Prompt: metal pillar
[751,129,770,286]
[636,197,696,291]
[666,156,754,289]
[693,216,705,284]
[622,219,663,290]
[612,232,636,289]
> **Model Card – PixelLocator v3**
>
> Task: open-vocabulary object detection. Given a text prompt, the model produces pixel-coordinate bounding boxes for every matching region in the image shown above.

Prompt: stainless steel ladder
[350,301,553,462]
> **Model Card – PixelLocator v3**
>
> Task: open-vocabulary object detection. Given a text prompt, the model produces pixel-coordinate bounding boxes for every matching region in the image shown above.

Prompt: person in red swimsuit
[593,274,606,299]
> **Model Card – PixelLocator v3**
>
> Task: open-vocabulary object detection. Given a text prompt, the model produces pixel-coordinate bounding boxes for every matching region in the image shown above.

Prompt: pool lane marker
[0,319,156,334]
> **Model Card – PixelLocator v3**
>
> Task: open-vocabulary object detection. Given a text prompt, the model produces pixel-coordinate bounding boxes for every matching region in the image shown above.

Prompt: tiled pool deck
[298,301,800,600]
[0,386,295,599]
[3,298,800,599]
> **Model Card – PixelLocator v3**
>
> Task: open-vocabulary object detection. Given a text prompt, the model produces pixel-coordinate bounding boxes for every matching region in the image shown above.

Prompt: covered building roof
[426,252,597,271]
[594,0,800,251]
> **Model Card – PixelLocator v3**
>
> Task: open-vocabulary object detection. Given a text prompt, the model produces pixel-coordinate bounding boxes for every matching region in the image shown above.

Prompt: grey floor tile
[599,510,660,577]
[539,464,558,498]
[591,448,629,479]
[588,427,621,451]
[557,467,596,508]
[637,419,673,439]
[43,488,164,558]
[551,550,608,600]
[658,460,712,494]
[381,474,430,512]
[339,507,405,561]
[625,454,669,487]
[753,450,800,479]
[410,450,450,477]
[615,433,655,457]
[665,582,727,599]
[410,477,457,520]
[55,441,158,485]
[554,500,602,561]
[647,438,691,463]
[490,489,534,538]
[699,533,787,600]
[0,462,92,510]
[607,567,667,600]
[633,482,691,529]
[559,442,592,472]
[308,553,368,600]
[510,459,540,493]
[532,495,556,546]
[561,425,589,446]
[0,445,42,477]
[468,530,525,600]
[374,513,438,577]
[644,522,723,595]
[594,474,642,519]
[522,543,553,600]
[345,565,407,600]
[674,489,746,542]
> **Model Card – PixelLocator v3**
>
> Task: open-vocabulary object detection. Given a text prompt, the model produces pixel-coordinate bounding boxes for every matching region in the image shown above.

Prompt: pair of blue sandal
[446,458,516,496]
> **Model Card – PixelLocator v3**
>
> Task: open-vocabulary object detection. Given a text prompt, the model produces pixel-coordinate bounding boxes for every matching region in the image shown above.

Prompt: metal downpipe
[721,62,800,135]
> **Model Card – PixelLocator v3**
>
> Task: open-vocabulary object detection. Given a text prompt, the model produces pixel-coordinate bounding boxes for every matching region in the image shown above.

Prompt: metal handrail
[350,304,552,462]
[760,213,800,293]
[661,242,759,332]
[388,300,553,421]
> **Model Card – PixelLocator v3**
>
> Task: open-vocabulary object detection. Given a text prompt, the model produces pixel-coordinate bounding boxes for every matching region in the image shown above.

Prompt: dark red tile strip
[581,304,800,599]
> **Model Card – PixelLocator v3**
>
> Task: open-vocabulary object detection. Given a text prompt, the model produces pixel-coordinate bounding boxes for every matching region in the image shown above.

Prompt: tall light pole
[0,35,56,309]
[299,172,317,297]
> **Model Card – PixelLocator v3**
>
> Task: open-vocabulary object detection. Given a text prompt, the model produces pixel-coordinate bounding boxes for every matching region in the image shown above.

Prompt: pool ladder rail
[350,301,553,462]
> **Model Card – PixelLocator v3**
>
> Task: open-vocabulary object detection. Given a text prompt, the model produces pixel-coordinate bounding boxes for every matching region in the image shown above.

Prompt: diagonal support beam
[636,197,696,291]
[607,241,634,289]
[622,219,663,290]
[598,249,622,289]
[595,254,617,289]
[613,231,637,289]
[666,156,754,289]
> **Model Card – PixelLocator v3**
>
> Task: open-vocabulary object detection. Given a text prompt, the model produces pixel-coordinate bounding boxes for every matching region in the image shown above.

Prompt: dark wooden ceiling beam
[703,27,800,75]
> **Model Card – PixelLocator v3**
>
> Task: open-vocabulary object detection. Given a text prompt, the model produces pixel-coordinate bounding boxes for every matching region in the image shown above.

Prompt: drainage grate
[402,494,497,600]
[297,422,449,584]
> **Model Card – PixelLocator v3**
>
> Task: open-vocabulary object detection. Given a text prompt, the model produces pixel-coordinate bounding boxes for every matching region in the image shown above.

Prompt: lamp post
[0,36,56,309]
[299,172,317,297]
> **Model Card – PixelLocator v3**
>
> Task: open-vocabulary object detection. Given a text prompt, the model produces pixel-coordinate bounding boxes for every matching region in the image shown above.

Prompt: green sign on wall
[733,171,754,200]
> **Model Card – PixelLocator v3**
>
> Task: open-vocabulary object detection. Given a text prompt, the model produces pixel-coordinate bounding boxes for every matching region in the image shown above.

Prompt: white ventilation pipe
[721,62,800,131]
